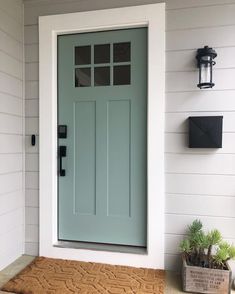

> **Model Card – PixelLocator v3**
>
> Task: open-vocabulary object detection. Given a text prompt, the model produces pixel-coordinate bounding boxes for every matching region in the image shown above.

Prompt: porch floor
[0,255,234,293]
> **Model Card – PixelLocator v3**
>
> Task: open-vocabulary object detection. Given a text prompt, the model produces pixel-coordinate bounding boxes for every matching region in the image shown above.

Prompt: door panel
[107,100,131,217]
[58,28,147,246]
[74,101,96,215]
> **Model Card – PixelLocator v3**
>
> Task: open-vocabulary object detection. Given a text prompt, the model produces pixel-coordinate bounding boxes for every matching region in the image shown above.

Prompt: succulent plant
[179,239,191,253]
[207,229,222,267]
[188,219,203,236]
[179,219,235,269]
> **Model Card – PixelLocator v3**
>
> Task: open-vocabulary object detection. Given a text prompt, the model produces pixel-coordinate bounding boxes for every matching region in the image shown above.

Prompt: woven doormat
[2,256,165,294]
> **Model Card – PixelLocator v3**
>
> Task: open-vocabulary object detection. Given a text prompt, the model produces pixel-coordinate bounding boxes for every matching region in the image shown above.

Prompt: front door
[58,28,147,247]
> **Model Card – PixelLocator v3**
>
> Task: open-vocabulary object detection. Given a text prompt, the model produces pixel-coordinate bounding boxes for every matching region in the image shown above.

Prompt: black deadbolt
[58,125,67,139]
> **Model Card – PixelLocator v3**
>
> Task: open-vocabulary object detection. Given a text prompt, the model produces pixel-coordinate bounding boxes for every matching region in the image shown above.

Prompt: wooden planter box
[182,256,232,294]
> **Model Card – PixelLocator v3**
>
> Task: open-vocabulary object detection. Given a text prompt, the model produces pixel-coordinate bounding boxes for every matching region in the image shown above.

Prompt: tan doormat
[1,256,165,294]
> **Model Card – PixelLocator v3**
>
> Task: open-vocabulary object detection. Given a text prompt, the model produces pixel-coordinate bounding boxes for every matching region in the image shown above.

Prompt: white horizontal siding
[0,113,23,134]
[25,207,39,225]
[0,51,23,80]
[0,7,23,42]
[166,214,235,238]
[166,90,235,112]
[25,154,39,171]
[0,0,23,24]
[166,0,235,9]
[25,99,39,117]
[165,133,235,154]
[25,189,39,207]
[0,1,24,270]
[0,226,24,256]
[0,72,22,97]
[25,224,39,244]
[25,172,39,189]
[165,234,185,255]
[25,44,39,63]
[0,208,23,239]
[166,47,235,72]
[0,30,23,61]
[0,134,23,154]
[0,154,22,174]
[165,112,235,133]
[167,4,235,31]
[25,63,38,82]
[166,173,235,196]
[23,0,235,275]
[0,225,24,269]
[25,118,39,135]
[167,69,235,92]
[0,172,23,195]
[166,194,235,217]
[0,191,23,215]
[166,153,235,175]
[167,25,235,51]
[25,81,39,99]
[24,25,39,44]
[0,93,23,116]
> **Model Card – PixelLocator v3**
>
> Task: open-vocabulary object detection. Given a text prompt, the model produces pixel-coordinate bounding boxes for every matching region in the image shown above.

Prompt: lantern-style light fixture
[196,46,217,89]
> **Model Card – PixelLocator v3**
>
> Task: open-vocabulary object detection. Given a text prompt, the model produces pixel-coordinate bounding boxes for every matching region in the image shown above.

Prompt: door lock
[58,125,67,139]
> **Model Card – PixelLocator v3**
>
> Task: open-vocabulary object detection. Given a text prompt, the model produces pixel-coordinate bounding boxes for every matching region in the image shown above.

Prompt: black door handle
[59,146,66,176]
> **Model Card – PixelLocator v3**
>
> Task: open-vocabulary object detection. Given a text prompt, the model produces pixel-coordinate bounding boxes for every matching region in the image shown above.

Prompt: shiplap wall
[0,0,24,270]
[24,0,235,272]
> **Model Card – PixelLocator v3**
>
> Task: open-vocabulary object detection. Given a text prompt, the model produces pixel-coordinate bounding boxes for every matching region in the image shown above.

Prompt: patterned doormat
[1,256,165,293]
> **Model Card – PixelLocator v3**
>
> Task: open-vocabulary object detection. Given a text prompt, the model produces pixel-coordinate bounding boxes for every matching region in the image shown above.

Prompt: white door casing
[39,3,165,269]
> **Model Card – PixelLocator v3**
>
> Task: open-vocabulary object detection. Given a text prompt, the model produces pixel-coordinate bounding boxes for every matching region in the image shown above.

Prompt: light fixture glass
[196,46,217,89]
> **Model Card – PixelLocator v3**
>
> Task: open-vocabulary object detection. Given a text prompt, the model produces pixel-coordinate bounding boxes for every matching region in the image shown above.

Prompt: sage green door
[58,28,147,246]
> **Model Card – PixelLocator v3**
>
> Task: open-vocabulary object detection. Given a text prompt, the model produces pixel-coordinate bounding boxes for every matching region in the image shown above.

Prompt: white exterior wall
[0,0,24,270]
[24,0,235,272]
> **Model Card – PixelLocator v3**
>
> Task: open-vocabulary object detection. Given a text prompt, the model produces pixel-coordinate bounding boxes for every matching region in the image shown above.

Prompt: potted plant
[179,220,235,294]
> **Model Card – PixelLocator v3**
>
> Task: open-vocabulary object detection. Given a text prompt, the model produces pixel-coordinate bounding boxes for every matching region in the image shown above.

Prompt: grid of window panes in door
[74,42,131,87]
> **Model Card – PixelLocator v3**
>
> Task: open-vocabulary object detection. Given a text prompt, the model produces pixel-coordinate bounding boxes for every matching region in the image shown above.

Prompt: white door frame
[39,3,165,269]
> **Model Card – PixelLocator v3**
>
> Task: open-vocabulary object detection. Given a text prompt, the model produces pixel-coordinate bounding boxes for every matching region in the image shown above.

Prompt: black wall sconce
[196,46,217,89]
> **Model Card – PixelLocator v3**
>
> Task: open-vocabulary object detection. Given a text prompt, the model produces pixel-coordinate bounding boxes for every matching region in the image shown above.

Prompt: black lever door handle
[59,146,66,176]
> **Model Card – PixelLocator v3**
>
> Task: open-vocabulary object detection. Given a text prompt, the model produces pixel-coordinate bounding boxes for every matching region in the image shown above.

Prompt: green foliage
[179,219,235,269]
[188,219,202,236]
[213,242,235,268]
[207,229,222,246]
[228,245,235,259]
[190,231,209,250]
[179,239,191,253]
[213,248,228,267]
[219,241,230,252]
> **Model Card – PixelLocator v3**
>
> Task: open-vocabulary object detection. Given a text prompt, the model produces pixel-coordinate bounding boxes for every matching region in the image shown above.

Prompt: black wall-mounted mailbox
[189,116,223,148]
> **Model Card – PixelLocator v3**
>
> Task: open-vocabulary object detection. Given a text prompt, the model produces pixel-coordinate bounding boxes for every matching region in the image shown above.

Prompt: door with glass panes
[58,28,147,246]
